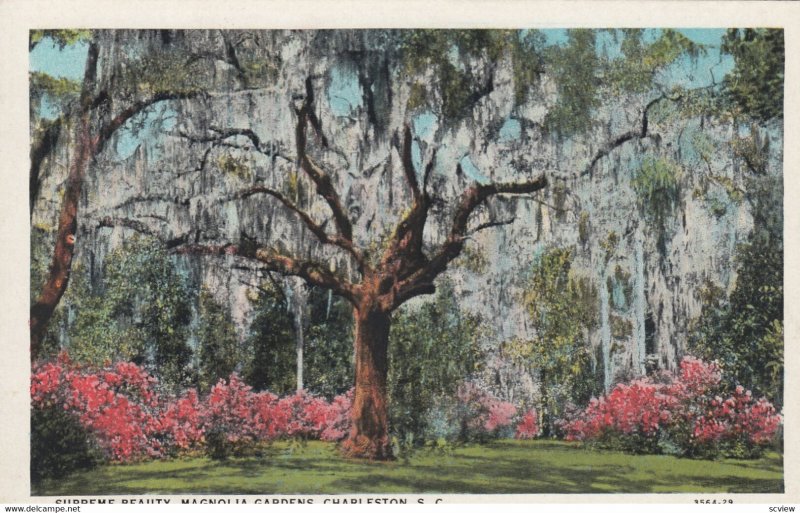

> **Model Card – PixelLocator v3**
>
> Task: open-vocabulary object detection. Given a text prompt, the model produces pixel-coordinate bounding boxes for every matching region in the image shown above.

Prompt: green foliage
[400,30,544,120]
[543,30,600,137]
[606,29,701,94]
[523,247,600,435]
[105,237,193,387]
[197,289,242,391]
[243,283,353,397]
[243,282,296,394]
[30,30,92,50]
[599,231,619,262]
[30,72,81,100]
[453,243,489,274]
[731,126,770,175]
[610,315,633,339]
[218,153,252,181]
[66,270,145,365]
[65,237,193,388]
[690,223,783,407]
[691,170,782,407]
[721,29,784,122]
[31,405,100,484]
[388,280,483,447]
[303,287,354,398]
[543,29,700,137]
[632,157,682,244]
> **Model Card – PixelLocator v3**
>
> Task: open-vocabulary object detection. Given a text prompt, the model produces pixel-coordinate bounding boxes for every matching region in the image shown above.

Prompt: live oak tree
[32,29,712,460]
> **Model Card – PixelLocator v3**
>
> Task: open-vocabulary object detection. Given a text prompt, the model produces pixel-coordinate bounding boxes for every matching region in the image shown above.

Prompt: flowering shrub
[160,389,204,451]
[454,381,517,441]
[561,357,782,458]
[320,389,353,442]
[31,356,165,461]
[515,409,540,440]
[31,354,358,465]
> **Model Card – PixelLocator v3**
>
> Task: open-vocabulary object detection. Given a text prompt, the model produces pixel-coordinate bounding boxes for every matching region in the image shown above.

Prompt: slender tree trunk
[29,41,99,360]
[341,304,393,460]
[29,113,96,359]
[294,306,304,392]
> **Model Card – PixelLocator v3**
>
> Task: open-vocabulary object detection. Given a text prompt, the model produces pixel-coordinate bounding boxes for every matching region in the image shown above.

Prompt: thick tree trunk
[341,305,393,460]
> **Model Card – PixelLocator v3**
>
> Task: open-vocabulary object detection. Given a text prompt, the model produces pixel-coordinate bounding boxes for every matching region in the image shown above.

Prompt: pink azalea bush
[31,354,354,463]
[515,409,541,439]
[454,381,518,440]
[561,357,782,458]
[31,354,165,461]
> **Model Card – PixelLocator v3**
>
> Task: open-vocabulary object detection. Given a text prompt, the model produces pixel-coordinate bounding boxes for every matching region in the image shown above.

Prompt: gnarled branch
[176,243,357,304]
[216,185,365,269]
[294,79,353,241]
[392,173,548,305]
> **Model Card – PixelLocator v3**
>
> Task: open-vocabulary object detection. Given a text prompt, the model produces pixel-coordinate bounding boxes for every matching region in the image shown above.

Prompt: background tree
[514,247,600,436]
[690,28,783,408]
[197,289,242,391]
[720,28,784,122]
[243,280,296,394]
[29,30,212,356]
[388,280,483,447]
[304,287,354,399]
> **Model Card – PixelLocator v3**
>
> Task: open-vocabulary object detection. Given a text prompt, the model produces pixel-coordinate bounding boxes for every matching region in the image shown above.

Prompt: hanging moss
[606,265,633,312]
[631,156,682,242]
[731,127,770,175]
[217,153,252,181]
[610,314,633,339]
[407,82,428,111]
[599,231,619,262]
[552,182,568,222]
[578,211,590,244]
[454,243,489,274]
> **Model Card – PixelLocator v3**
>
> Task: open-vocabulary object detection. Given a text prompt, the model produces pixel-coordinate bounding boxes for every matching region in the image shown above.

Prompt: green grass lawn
[33,440,783,495]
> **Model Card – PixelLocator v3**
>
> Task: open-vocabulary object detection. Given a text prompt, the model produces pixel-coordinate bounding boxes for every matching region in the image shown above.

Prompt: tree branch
[215,185,365,269]
[95,91,201,154]
[468,217,517,236]
[400,125,421,200]
[394,173,548,304]
[295,79,353,241]
[96,216,192,248]
[176,243,357,304]
[580,94,666,178]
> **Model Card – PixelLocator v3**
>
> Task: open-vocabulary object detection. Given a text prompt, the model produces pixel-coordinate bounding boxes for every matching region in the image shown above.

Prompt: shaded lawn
[33,440,783,495]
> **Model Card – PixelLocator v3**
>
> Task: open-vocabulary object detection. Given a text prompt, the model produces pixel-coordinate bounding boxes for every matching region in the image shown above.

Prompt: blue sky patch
[115,104,178,161]
[459,155,491,185]
[30,37,88,81]
[413,111,438,140]
[327,66,363,117]
[499,118,522,142]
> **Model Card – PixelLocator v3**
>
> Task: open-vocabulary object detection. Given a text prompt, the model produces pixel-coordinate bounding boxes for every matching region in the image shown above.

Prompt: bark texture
[341,304,393,460]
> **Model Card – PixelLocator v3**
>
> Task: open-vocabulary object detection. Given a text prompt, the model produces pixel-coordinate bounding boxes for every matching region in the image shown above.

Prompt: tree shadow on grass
[32,444,784,495]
